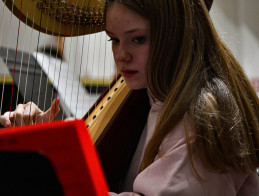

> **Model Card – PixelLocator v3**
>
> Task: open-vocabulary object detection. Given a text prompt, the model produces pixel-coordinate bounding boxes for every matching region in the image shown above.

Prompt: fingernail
[5,121,11,128]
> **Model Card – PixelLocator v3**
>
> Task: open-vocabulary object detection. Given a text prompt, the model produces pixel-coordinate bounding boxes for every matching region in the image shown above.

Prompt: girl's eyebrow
[106,28,149,35]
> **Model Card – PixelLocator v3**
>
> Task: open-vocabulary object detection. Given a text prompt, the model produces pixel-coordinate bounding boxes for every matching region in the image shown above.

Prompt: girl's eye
[133,36,146,44]
[108,38,119,44]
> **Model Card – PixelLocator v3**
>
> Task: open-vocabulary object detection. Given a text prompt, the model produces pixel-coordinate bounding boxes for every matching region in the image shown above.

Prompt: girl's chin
[125,81,147,90]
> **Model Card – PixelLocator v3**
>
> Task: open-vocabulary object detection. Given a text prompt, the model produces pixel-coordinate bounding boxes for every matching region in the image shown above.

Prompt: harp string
[37,0,54,121]
[28,6,44,124]
[54,0,75,119]
[23,19,33,105]
[61,0,87,119]
[74,0,86,118]
[1,0,13,116]
[83,34,91,117]
[43,39,56,114]
[98,32,106,108]
[45,17,66,121]
[37,15,51,114]
[1,0,114,123]
[94,27,103,106]
[38,10,58,121]
[38,0,97,121]
[22,0,46,125]
[57,37,67,120]
[14,10,28,119]
[70,36,79,117]
[0,0,7,115]
[86,32,93,115]
[9,0,22,121]
[96,30,102,99]
[54,36,65,120]
[22,0,36,125]
[90,33,97,109]
[38,25,56,123]
[62,36,73,119]
[62,1,77,119]
[82,2,93,115]
[77,35,86,117]
[0,0,5,46]
[51,12,67,121]
[78,0,87,117]
[49,28,61,121]
[23,0,38,112]
[102,34,108,106]
[6,0,63,123]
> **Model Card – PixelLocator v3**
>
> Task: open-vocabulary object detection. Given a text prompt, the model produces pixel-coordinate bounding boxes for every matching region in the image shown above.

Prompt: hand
[0,98,60,128]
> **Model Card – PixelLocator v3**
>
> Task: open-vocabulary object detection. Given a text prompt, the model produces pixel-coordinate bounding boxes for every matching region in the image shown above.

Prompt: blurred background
[210,0,259,93]
[0,0,258,119]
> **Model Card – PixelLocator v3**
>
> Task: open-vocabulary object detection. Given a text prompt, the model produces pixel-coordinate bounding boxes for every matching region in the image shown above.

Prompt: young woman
[1,0,259,195]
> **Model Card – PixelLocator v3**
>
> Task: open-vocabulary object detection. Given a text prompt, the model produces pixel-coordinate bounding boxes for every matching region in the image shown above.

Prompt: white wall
[210,0,259,94]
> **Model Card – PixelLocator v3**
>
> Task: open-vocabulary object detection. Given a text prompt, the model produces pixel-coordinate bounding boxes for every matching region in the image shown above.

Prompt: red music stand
[0,120,108,196]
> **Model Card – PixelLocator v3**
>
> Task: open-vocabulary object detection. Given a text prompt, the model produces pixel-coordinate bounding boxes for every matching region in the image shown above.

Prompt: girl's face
[106,3,150,89]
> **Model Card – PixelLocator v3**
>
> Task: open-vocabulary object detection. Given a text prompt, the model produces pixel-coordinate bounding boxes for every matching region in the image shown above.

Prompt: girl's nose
[115,44,132,63]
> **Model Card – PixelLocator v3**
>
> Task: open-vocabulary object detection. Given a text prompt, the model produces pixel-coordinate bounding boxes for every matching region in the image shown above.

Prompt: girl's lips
[122,70,138,78]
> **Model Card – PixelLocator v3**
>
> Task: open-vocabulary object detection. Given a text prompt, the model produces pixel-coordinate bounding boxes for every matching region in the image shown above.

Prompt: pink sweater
[109,94,259,196]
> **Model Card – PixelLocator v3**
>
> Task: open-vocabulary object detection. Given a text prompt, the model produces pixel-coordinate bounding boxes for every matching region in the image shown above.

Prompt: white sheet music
[34,52,100,119]
[0,58,10,76]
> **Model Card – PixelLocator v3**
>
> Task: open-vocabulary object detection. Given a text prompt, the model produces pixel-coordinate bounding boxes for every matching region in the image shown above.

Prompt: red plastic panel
[0,119,108,196]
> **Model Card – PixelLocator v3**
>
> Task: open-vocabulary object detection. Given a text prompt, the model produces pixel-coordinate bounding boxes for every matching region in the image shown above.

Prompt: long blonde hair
[106,0,259,176]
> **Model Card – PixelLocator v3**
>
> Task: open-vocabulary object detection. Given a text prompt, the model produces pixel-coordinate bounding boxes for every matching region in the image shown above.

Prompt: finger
[65,117,75,121]
[0,112,12,128]
[47,98,60,121]
[23,102,43,125]
[37,98,60,123]
[13,104,26,126]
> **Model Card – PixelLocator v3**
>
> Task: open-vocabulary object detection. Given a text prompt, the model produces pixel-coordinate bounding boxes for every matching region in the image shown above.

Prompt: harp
[0,0,220,191]
[0,0,150,191]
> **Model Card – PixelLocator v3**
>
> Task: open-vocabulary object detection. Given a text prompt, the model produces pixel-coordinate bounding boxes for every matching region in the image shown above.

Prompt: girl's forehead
[106,3,149,31]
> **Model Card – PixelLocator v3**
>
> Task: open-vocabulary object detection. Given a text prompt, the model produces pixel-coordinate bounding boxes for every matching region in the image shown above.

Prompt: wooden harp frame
[3,0,105,36]
[84,75,150,191]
